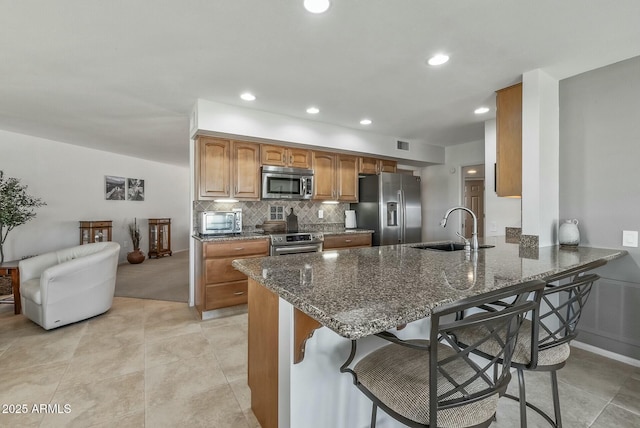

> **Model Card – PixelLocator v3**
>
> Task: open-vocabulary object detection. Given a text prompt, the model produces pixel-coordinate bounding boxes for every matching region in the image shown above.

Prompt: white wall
[0,129,190,263]
[192,99,445,165]
[420,140,484,241]
[483,119,521,236]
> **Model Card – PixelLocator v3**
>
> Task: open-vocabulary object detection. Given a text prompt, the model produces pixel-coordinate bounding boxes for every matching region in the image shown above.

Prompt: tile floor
[1,297,639,427]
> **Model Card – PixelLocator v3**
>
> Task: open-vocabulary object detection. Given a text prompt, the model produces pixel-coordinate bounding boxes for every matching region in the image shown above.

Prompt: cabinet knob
[234,247,245,251]
[289,155,293,164]
[233,291,245,296]
[345,239,352,243]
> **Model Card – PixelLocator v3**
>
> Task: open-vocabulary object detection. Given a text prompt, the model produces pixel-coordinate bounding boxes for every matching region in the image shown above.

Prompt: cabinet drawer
[323,234,372,249]
[205,258,247,283]
[205,281,248,310]
[205,239,269,258]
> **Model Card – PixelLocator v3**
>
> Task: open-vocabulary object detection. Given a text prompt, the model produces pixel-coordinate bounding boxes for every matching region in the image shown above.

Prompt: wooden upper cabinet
[336,155,358,202]
[232,141,261,200]
[196,136,260,201]
[379,159,397,173]
[312,151,358,202]
[288,148,312,169]
[359,157,378,174]
[198,136,230,199]
[496,82,522,198]
[358,157,397,174]
[312,151,336,200]
[261,144,311,169]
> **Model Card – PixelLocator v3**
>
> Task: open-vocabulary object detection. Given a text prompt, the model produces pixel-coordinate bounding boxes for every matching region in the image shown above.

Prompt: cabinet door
[312,151,336,200]
[359,157,379,174]
[232,141,261,200]
[336,155,358,202]
[288,148,311,169]
[379,159,397,173]
[261,144,287,167]
[198,137,230,199]
[496,83,522,197]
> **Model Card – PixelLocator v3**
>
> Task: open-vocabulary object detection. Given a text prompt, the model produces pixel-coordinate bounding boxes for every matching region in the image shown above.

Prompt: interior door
[464,179,484,238]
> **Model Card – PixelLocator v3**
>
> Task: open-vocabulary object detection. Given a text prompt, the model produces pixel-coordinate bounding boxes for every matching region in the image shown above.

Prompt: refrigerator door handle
[398,190,405,243]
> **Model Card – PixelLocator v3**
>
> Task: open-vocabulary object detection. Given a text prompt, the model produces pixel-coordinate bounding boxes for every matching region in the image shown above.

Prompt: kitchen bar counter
[232,238,627,428]
[233,238,626,339]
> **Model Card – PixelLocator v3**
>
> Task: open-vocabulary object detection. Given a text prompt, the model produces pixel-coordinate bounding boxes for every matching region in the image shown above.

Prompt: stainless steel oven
[269,232,323,256]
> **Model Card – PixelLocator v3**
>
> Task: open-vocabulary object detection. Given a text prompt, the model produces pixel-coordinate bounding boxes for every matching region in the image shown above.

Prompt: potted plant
[127,218,145,264]
[0,171,46,264]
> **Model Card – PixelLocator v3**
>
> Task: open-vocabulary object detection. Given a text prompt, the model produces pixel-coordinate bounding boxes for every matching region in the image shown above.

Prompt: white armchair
[18,242,120,330]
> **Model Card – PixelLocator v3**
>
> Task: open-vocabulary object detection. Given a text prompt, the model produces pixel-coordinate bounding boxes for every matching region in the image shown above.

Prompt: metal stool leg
[370,403,377,428]
[518,368,528,428]
[551,371,562,428]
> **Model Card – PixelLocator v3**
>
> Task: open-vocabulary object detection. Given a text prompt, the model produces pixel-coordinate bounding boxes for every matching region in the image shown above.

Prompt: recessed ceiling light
[360,119,372,125]
[468,169,477,174]
[304,0,331,14]
[306,107,320,114]
[427,54,449,66]
[474,107,490,114]
[240,92,256,101]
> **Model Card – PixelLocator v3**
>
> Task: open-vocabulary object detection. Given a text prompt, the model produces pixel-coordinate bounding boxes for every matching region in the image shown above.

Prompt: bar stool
[340,279,546,428]
[455,259,605,427]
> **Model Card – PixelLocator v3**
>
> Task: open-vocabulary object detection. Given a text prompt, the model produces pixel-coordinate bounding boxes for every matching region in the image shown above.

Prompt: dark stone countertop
[232,237,627,339]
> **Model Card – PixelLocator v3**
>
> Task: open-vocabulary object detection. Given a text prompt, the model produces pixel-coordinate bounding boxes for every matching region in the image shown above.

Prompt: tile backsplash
[193,200,349,232]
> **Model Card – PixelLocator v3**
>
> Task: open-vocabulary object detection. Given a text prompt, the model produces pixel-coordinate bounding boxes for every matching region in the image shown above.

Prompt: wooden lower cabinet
[195,238,269,315]
[323,233,372,250]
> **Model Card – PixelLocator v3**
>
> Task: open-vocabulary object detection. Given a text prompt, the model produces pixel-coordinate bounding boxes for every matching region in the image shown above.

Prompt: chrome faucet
[440,206,479,251]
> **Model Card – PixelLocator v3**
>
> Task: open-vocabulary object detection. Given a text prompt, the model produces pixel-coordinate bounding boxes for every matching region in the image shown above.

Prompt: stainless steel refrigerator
[351,173,422,246]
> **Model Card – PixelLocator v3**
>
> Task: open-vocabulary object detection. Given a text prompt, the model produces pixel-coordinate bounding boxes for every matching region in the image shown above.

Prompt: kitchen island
[232,238,627,428]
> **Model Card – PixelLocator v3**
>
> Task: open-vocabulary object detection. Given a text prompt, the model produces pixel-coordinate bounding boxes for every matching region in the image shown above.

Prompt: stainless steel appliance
[351,173,422,246]
[269,232,323,256]
[198,209,242,235]
[261,166,314,200]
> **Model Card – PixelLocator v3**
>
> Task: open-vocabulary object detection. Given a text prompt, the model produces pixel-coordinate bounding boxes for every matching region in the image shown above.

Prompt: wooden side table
[0,260,21,315]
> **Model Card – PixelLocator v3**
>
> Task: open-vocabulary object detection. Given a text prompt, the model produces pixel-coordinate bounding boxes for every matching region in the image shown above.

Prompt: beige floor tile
[200,312,248,330]
[212,342,248,383]
[88,410,145,428]
[612,374,640,415]
[59,342,145,389]
[41,372,145,428]
[0,361,68,427]
[560,347,633,400]
[244,409,262,428]
[145,354,228,408]
[229,377,252,411]
[145,331,214,369]
[0,322,86,370]
[146,383,249,428]
[592,403,640,428]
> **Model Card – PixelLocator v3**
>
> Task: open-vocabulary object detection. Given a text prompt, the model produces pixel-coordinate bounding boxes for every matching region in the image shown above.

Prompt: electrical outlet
[490,221,497,232]
[318,210,324,219]
[622,230,638,247]
[123,240,130,248]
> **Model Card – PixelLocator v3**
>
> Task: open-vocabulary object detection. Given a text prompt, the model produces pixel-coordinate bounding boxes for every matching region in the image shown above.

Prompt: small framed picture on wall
[105,175,125,200]
[127,178,145,201]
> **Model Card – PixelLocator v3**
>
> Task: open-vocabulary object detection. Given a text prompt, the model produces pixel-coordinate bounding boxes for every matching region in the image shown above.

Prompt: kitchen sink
[412,243,495,251]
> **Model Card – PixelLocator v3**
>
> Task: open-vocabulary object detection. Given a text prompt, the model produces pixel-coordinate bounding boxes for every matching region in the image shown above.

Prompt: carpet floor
[114,250,189,302]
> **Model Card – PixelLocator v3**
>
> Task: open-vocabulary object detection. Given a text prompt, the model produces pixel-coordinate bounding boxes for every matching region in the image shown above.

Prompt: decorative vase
[559,219,580,246]
[127,249,146,264]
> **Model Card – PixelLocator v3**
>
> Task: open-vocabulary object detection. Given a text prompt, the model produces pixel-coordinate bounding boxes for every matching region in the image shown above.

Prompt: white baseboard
[572,340,640,368]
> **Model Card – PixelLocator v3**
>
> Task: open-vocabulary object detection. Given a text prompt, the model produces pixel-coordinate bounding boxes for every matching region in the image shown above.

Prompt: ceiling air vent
[397,140,410,151]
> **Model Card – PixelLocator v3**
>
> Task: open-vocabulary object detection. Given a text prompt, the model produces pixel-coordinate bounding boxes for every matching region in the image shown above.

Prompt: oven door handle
[272,245,321,255]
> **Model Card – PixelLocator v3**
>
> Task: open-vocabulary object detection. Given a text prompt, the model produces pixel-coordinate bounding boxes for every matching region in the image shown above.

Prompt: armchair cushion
[19,242,120,330]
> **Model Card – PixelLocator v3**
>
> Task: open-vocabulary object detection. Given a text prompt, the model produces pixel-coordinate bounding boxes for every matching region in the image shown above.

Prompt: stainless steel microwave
[199,209,242,235]
[261,166,314,200]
